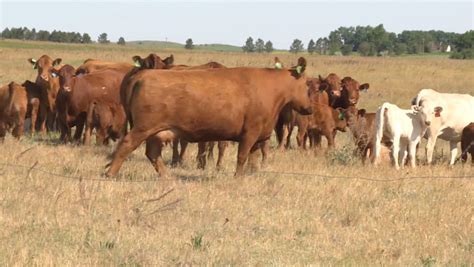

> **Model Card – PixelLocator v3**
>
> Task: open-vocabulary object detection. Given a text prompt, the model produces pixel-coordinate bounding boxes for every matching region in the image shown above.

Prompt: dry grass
[0,40,473,265]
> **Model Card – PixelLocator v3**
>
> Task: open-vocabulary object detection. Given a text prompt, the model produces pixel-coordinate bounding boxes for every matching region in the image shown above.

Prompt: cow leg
[197,142,207,169]
[260,140,269,167]
[30,99,40,135]
[97,128,107,146]
[398,139,408,169]
[105,129,150,177]
[408,141,418,168]
[285,125,293,149]
[12,110,25,140]
[179,139,188,165]
[425,133,438,165]
[73,114,86,142]
[278,125,289,150]
[449,140,458,165]
[171,139,180,167]
[145,135,167,177]
[296,126,306,149]
[207,141,215,161]
[235,135,259,176]
[248,141,264,172]
[216,141,228,170]
[392,137,400,170]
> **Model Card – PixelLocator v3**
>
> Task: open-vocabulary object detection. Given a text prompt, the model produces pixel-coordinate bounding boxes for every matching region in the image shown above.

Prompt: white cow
[413,89,474,165]
[374,102,427,169]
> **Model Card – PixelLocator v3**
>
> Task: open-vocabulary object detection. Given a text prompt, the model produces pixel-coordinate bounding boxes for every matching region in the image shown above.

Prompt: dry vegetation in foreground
[0,40,473,265]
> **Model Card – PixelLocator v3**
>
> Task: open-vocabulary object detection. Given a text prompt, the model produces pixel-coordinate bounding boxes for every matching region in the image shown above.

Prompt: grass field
[0,40,473,265]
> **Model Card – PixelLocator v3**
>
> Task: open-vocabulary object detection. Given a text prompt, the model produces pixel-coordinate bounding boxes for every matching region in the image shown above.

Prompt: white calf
[374,102,427,169]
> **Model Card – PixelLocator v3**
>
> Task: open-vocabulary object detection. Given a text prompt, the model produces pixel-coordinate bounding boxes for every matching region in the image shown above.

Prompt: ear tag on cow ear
[338,112,345,120]
[274,62,283,69]
[134,61,141,68]
[296,65,303,74]
[362,88,368,93]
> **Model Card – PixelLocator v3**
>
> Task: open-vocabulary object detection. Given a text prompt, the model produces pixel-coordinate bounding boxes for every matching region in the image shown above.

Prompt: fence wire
[0,161,472,183]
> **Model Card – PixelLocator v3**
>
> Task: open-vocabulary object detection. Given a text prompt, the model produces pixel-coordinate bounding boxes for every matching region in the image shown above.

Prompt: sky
[1,0,473,49]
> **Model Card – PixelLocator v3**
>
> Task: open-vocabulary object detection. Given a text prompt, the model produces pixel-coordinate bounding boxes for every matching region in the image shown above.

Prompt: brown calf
[460,122,474,163]
[84,101,126,145]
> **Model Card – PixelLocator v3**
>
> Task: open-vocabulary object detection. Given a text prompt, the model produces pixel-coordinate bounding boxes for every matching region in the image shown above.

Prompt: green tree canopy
[289,39,304,53]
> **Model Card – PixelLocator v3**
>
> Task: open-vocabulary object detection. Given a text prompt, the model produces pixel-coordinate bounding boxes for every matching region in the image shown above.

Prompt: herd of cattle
[0,54,473,177]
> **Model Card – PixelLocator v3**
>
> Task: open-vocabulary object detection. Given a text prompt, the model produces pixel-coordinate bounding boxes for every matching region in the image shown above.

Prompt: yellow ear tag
[296,65,303,74]
[134,61,141,68]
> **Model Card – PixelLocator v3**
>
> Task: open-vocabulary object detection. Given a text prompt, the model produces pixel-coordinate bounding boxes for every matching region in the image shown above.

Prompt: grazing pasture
[0,40,473,265]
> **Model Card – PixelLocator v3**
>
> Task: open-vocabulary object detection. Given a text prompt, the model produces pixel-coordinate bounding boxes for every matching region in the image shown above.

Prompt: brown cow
[343,106,392,162]
[75,59,133,75]
[319,74,369,109]
[106,57,312,177]
[28,55,62,132]
[122,56,228,169]
[460,122,474,163]
[53,65,125,143]
[84,100,126,145]
[0,82,27,141]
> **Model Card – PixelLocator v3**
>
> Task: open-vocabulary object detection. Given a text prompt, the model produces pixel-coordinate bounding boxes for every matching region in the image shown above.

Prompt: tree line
[241,25,472,59]
[1,27,127,45]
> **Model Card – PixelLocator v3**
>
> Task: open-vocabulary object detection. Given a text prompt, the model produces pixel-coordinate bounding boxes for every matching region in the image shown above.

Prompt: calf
[374,103,426,169]
[460,123,474,163]
[21,80,42,134]
[343,106,392,163]
[0,82,27,141]
[84,101,126,145]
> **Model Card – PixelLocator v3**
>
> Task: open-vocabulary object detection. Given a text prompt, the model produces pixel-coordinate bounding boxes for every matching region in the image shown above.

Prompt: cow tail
[7,82,17,115]
[374,102,388,164]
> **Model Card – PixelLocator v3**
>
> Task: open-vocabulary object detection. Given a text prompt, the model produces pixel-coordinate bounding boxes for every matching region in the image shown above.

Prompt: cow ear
[164,54,174,65]
[28,58,37,69]
[411,105,420,113]
[359,83,369,92]
[132,56,142,67]
[290,57,306,78]
[318,74,323,82]
[434,106,443,117]
[52,58,62,66]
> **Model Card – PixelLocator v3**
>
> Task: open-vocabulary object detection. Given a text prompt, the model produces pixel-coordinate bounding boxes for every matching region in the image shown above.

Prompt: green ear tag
[338,112,345,120]
[296,65,302,74]
[134,61,141,68]
[275,62,282,69]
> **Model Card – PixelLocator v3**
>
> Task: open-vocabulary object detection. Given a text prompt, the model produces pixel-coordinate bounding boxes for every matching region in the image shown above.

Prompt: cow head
[28,55,62,111]
[412,100,443,126]
[28,55,62,83]
[52,64,76,92]
[289,57,312,115]
[132,53,174,70]
[318,73,342,106]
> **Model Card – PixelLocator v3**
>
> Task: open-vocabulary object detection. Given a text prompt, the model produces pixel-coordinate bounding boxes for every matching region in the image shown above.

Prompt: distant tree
[328,30,343,54]
[255,38,265,53]
[450,30,474,59]
[358,42,372,56]
[307,39,316,54]
[242,37,255,52]
[289,39,304,53]
[98,33,109,44]
[341,44,353,55]
[315,37,329,54]
[185,38,194,49]
[394,43,407,55]
[117,37,126,45]
[264,40,274,53]
[36,30,50,41]
[1,28,11,39]
[82,33,92,43]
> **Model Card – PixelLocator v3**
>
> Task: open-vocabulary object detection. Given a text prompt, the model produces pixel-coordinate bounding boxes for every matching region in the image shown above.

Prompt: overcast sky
[1,0,472,49]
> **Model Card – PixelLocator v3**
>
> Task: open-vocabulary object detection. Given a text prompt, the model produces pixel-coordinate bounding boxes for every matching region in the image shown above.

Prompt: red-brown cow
[21,80,43,134]
[53,65,125,143]
[0,82,27,141]
[28,55,62,132]
[84,100,126,145]
[460,122,474,163]
[75,59,134,75]
[106,58,312,177]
